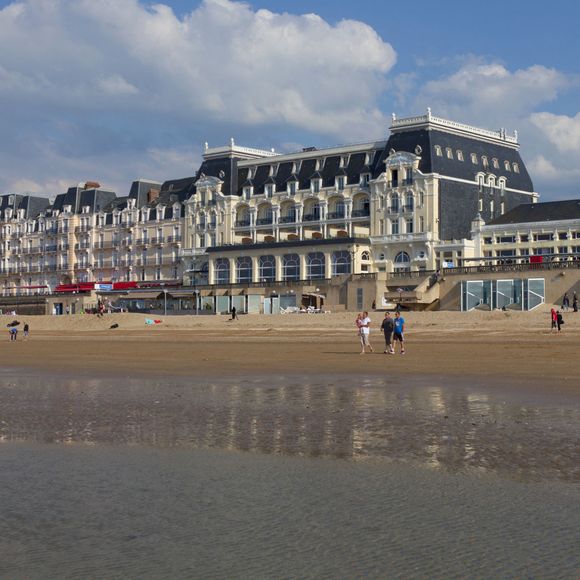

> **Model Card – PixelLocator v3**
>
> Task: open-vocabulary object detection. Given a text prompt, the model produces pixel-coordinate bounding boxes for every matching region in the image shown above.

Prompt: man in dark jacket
[380,312,395,354]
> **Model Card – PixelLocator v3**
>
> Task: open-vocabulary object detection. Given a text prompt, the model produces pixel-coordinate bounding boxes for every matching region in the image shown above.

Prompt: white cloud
[530,112,580,153]
[0,0,398,194]
[413,61,569,127]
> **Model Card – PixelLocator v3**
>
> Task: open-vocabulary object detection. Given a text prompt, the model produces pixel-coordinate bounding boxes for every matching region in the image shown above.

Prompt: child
[23,323,29,339]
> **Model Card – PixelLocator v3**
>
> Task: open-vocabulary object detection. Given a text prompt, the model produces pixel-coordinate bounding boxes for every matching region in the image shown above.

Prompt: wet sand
[1,310,579,390]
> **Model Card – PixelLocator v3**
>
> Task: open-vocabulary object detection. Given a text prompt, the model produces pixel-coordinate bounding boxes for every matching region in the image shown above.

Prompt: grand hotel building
[4,110,566,313]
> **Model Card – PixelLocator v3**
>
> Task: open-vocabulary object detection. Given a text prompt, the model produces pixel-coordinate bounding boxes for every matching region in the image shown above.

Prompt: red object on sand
[154,320,162,324]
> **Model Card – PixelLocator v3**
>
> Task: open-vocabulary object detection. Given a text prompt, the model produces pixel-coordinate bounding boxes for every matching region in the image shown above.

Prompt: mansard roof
[487,199,580,225]
[159,176,196,198]
[374,126,534,192]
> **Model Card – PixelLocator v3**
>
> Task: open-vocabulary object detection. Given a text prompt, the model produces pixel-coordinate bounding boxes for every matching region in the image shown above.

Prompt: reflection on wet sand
[0,374,578,482]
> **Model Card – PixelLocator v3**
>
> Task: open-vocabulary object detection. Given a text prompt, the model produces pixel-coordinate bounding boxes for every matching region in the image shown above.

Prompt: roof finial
[204,142,209,151]
[427,107,432,119]
[392,112,397,122]
[514,129,518,141]
[230,137,235,147]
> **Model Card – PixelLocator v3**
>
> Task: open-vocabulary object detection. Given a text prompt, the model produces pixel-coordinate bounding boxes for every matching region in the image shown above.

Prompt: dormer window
[265,184,274,198]
[340,155,349,168]
[288,180,297,195]
[488,175,496,187]
[364,152,373,165]
[315,159,322,171]
[504,160,511,171]
[482,156,488,168]
[446,147,453,159]
[243,186,252,198]
[360,173,370,187]
[311,179,321,194]
[471,153,478,164]
[434,145,442,157]
[513,163,520,173]
[492,158,499,169]
[456,150,464,161]
[336,176,346,191]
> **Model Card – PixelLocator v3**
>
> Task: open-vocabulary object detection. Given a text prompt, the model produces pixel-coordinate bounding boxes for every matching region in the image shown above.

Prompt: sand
[1,306,579,391]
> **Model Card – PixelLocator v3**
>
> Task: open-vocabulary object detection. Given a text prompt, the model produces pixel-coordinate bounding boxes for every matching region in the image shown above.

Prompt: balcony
[303,214,320,222]
[235,220,251,228]
[327,211,346,220]
[58,244,70,251]
[256,218,273,226]
[121,239,134,247]
[167,235,182,243]
[279,215,296,224]
[151,237,165,244]
[45,245,58,253]
[75,225,92,233]
[351,209,370,218]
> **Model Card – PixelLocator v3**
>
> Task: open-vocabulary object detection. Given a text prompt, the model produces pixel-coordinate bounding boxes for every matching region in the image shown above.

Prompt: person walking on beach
[393,311,405,355]
[550,308,558,332]
[359,311,373,354]
[573,292,578,313]
[562,293,570,311]
[23,323,29,339]
[556,310,564,332]
[380,312,395,354]
[231,306,237,320]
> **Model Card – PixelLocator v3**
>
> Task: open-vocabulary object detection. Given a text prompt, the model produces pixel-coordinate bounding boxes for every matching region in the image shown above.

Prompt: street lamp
[163,288,167,316]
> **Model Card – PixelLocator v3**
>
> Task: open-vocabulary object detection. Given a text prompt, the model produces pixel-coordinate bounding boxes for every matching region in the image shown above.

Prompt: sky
[0,0,579,201]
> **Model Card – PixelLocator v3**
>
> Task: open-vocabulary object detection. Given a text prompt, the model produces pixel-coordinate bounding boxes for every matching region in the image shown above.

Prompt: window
[307,252,325,279]
[312,179,321,193]
[534,233,553,241]
[419,216,424,233]
[456,150,464,161]
[434,145,442,156]
[471,153,478,164]
[492,158,499,169]
[558,232,568,240]
[215,258,230,284]
[478,197,483,212]
[406,218,414,234]
[288,180,297,195]
[336,176,346,191]
[490,200,494,215]
[236,256,252,283]
[331,251,351,275]
[481,156,488,168]
[361,251,371,261]
[513,163,520,173]
[390,193,400,213]
[394,251,410,269]
[504,160,511,171]
[360,173,370,187]
[405,192,414,212]
[498,236,516,243]
[520,234,529,243]
[391,219,399,235]
[446,147,453,159]
[484,237,493,245]
[283,254,300,280]
[265,184,274,197]
[259,255,276,282]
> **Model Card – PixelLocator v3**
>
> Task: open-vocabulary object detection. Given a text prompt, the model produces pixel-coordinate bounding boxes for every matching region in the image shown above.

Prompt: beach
[1,308,579,578]
[1,308,579,389]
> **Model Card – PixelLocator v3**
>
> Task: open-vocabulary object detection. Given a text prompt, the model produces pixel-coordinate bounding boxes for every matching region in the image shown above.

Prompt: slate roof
[374,128,534,192]
[487,199,580,225]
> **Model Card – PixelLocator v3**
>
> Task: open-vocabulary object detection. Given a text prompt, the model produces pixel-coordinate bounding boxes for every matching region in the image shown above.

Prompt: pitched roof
[487,199,580,225]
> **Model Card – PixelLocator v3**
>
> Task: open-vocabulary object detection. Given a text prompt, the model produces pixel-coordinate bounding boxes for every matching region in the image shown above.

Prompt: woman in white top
[359,311,373,354]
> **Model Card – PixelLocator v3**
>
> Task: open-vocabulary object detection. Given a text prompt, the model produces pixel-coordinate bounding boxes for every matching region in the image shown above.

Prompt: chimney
[147,188,160,203]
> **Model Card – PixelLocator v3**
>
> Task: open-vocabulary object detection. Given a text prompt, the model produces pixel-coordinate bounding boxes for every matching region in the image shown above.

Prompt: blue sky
[0,0,579,200]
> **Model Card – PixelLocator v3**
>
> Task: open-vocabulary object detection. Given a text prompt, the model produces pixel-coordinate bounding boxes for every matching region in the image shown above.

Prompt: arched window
[456,150,464,161]
[446,147,453,159]
[361,250,371,261]
[390,193,400,213]
[504,160,511,171]
[215,258,230,284]
[434,145,442,156]
[471,153,478,164]
[332,251,351,275]
[283,254,300,281]
[236,256,253,282]
[513,163,520,173]
[405,192,414,212]
[236,205,250,227]
[307,252,325,279]
[259,255,276,282]
[257,203,273,225]
[394,251,411,268]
